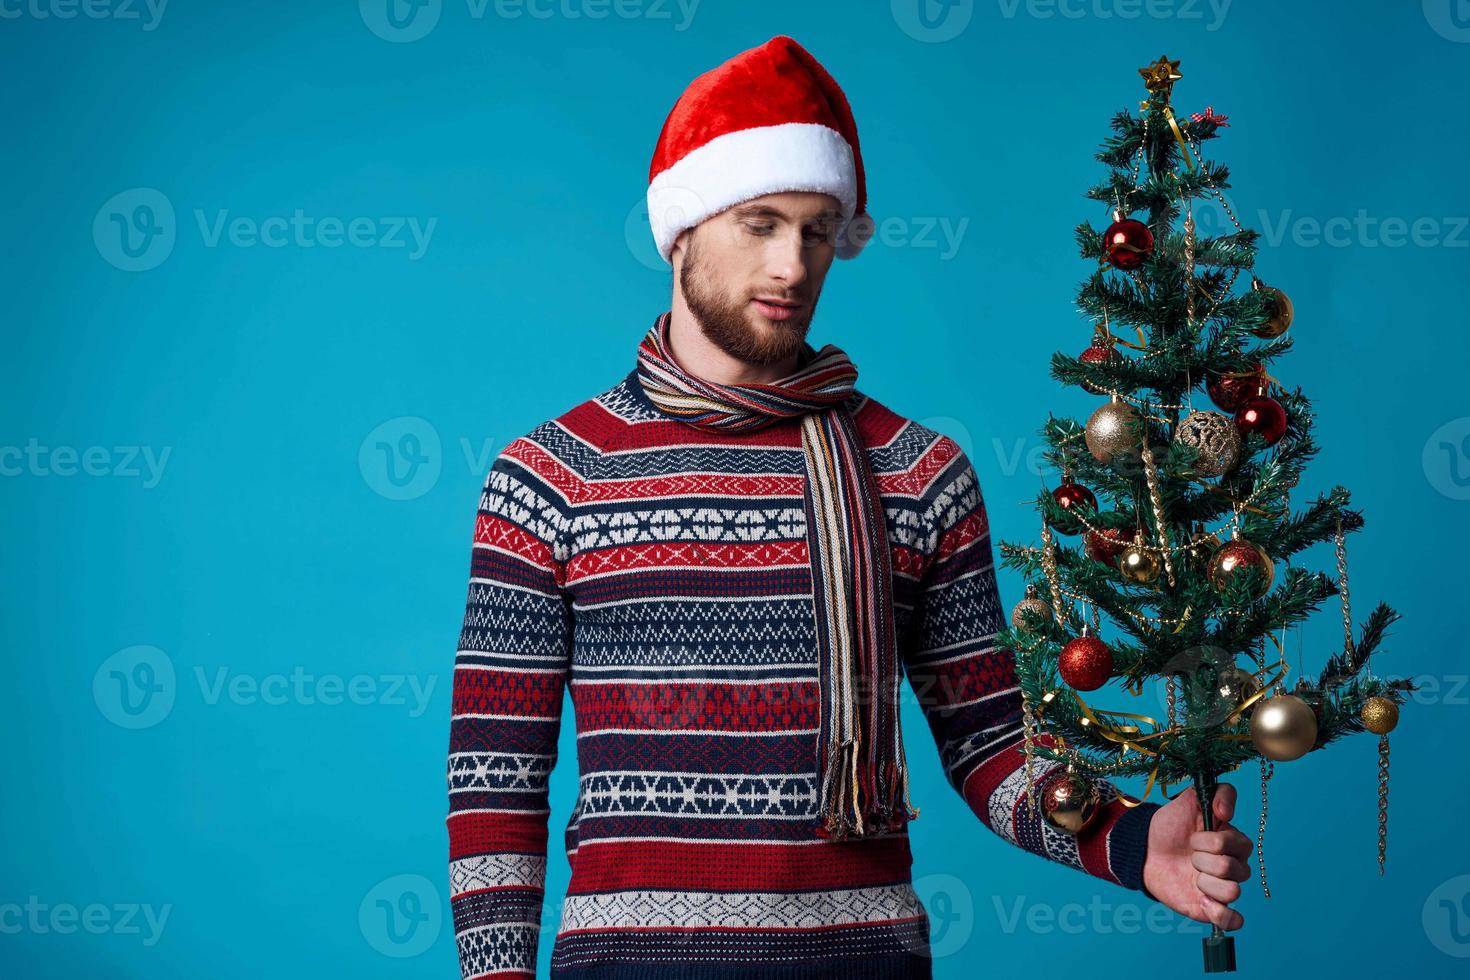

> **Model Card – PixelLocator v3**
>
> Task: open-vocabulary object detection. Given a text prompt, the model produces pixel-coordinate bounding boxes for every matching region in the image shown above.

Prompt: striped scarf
[635,310,918,840]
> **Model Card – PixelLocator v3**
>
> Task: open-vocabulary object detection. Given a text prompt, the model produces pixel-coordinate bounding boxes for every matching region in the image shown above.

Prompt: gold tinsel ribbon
[1104,326,1151,352]
[1068,701,1173,808]
[1038,659,1291,808]
[1138,56,1194,173]
[1162,104,1195,172]
[1224,366,1282,387]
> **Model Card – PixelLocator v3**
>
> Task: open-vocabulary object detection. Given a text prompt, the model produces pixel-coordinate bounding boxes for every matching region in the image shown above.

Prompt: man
[447,35,1251,980]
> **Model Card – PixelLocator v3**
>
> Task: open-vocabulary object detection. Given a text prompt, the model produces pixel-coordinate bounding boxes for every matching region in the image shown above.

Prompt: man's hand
[1141,781,1252,931]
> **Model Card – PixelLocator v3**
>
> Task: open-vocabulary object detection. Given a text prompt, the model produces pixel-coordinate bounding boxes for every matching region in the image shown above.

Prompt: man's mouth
[751,297,804,321]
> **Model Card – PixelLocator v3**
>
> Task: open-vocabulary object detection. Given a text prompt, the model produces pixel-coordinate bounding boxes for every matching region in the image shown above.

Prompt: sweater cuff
[1108,800,1161,895]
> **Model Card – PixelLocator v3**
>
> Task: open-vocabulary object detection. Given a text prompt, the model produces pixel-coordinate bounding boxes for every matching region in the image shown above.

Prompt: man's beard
[680,233,819,367]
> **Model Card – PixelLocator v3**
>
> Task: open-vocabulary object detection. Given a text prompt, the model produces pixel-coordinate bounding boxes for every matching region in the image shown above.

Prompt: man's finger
[1212,782,1237,823]
[1191,850,1250,882]
[1196,871,1243,905]
[1190,828,1253,859]
[1199,893,1245,931]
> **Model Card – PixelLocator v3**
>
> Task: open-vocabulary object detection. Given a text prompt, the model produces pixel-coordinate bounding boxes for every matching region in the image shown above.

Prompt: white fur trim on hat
[647,121,860,264]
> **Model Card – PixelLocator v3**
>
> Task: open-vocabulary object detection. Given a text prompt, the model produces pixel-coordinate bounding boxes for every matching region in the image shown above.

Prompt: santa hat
[646,35,873,265]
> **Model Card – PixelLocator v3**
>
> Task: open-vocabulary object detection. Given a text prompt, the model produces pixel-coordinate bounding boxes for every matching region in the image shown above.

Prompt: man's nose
[764,231,811,289]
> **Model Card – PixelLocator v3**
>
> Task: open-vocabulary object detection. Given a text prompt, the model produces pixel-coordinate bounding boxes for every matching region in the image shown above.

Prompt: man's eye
[744,223,775,235]
[804,227,835,246]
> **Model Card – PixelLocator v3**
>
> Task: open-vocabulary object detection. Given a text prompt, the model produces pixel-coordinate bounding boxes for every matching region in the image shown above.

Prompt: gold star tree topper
[1138,55,1183,99]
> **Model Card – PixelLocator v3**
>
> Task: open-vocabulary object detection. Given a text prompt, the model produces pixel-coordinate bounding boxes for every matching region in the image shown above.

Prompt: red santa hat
[646,35,873,265]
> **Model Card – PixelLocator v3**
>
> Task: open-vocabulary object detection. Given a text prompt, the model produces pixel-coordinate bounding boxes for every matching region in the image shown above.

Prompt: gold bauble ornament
[1117,536,1162,585]
[1174,410,1243,477]
[1251,277,1293,338]
[1037,767,1102,836]
[1250,693,1318,761]
[1084,397,1142,465]
[1188,522,1223,573]
[1361,696,1399,735]
[1010,583,1052,631]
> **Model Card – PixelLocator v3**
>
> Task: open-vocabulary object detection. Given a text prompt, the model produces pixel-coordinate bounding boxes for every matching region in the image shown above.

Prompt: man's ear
[669,227,695,286]
[670,227,691,267]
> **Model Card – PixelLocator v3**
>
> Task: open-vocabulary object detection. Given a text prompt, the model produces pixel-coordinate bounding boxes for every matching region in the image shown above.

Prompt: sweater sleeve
[448,436,574,979]
[899,437,1161,892]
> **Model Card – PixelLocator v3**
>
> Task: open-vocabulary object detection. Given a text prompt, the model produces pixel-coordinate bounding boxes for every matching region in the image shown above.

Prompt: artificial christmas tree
[996,56,1414,973]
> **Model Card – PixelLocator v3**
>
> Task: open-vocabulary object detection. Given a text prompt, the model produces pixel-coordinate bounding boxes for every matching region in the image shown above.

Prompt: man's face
[672,191,842,367]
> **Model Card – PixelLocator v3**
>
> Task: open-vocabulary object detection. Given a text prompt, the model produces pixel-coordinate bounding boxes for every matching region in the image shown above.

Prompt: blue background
[4,1,1467,976]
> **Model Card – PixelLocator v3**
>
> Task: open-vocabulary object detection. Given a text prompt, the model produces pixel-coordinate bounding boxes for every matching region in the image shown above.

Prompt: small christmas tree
[996,56,1414,973]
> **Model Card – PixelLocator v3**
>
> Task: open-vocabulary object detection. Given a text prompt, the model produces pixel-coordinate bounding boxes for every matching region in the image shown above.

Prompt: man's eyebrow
[731,203,785,219]
[730,203,844,223]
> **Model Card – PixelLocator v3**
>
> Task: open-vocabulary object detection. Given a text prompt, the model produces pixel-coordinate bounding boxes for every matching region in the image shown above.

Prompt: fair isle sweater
[447,357,1161,980]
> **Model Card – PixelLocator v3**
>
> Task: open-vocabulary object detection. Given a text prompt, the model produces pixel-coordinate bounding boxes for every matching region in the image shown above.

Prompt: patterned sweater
[447,357,1160,980]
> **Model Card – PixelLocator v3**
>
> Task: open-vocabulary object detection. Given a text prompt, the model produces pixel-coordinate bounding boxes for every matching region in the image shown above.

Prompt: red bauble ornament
[1059,634,1114,691]
[1206,363,1266,413]
[1078,340,1122,394]
[1084,526,1130,565]
[1235,395,1288,445]
[1051,482,1097,535]
[1103,218,1154,270]
[1208,536,1276,598]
